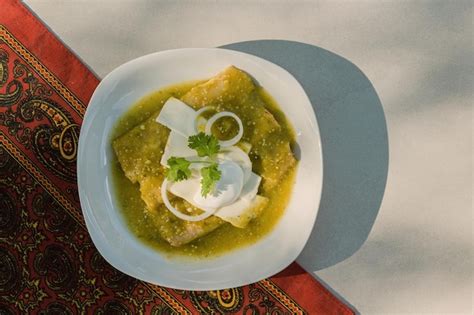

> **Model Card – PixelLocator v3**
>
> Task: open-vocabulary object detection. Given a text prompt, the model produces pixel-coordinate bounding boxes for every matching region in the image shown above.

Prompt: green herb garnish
[188,132,220,157]
[200,163,222,197]
[166,133,222,197]
[165,157,191,182]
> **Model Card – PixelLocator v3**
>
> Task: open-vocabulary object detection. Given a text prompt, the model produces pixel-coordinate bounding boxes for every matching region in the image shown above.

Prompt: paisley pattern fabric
[0,1,354,314]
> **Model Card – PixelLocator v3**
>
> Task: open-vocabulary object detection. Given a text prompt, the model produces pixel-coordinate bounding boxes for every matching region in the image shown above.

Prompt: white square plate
[77,48,322,290]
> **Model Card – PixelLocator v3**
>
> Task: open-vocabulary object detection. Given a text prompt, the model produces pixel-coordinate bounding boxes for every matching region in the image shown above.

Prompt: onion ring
[194,106,214,133]
[161,178,216,222]
[205,111,243,147]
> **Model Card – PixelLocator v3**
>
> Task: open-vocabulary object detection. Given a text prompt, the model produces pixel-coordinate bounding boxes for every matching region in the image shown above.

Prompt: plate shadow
[222,40,388,272]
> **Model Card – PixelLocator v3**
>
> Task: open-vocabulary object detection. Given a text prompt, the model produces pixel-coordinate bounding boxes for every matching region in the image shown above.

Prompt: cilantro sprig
[166,133,222,197]
[188,132,220,157]
[200,163,221,197]
[165,157,191,182]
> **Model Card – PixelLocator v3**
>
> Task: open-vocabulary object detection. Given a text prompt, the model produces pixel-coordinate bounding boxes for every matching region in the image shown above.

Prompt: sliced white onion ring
[194,106,214,133]
[205,111,243,148]
[161,178,216,222]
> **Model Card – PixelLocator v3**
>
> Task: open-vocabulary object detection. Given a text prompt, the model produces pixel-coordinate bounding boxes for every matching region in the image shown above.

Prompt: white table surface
[23,1,473,314]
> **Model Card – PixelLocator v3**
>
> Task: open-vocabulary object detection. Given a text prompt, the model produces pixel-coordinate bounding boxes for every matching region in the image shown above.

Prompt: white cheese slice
[169,170,262,228]
[193,161,243,209]
[169,161,244,210]
[218,146,252,183]
[215,195,268,228]
[214,172,260,216]
[168,174,202,204]
[155,97,196,137]
[160,131,196,166]
[237,172,261,201]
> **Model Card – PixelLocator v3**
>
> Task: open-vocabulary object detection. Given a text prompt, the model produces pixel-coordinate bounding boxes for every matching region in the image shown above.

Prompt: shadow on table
[222,40,388,273]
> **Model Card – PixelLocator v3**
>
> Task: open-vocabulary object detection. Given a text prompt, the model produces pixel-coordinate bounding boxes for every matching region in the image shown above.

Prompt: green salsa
[111,67,297,259]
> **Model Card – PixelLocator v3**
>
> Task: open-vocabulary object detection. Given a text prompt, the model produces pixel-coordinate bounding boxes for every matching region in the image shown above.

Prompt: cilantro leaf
[166,157,191,182]
[188,132,220,157]
[200,163,222,197]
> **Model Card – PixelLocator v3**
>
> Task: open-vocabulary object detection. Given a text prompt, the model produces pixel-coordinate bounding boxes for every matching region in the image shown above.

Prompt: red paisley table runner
[0,0,354,313]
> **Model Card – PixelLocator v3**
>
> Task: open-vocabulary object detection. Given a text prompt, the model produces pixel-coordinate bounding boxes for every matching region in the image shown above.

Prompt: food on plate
[111,66,297,257]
